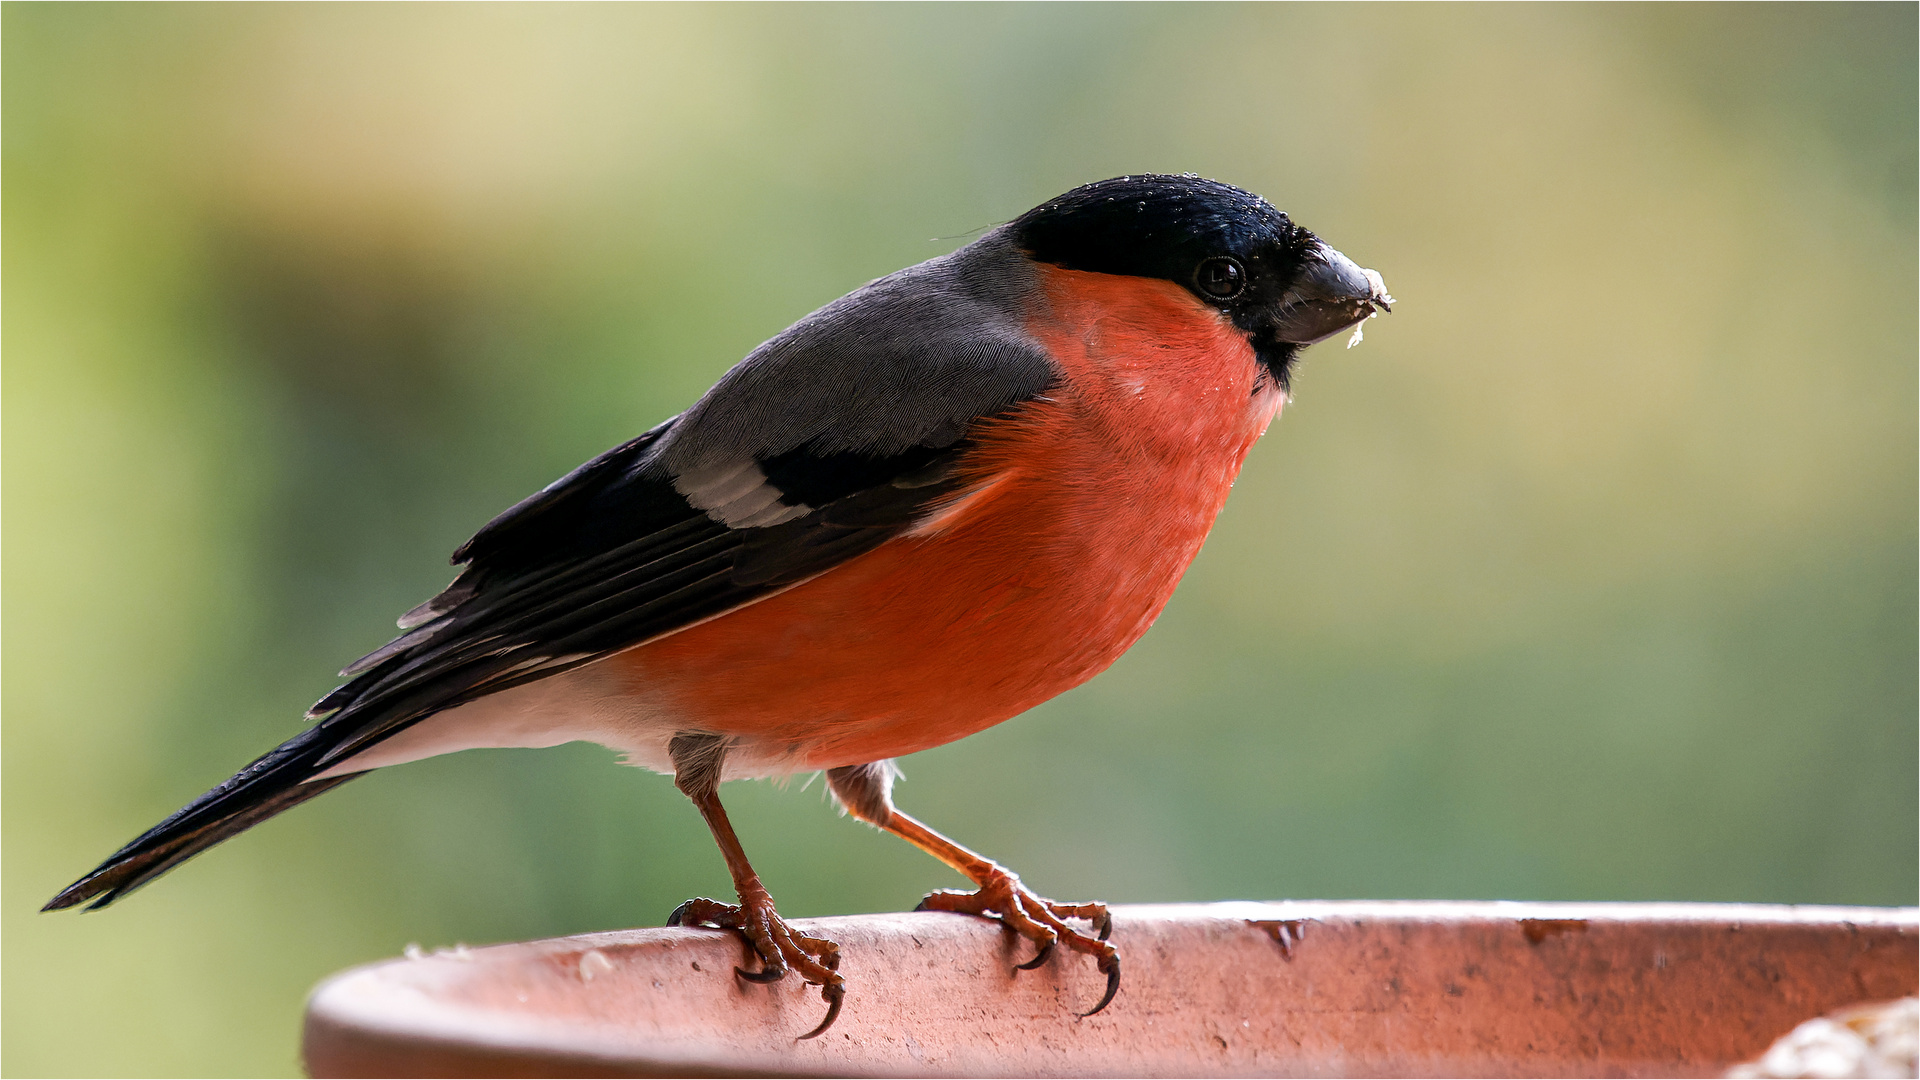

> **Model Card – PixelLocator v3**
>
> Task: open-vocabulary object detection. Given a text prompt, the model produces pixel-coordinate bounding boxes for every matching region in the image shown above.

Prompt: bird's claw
[797,980,845,1041]
[1080,952,1121,1017]
[915,872,1119,1016]
[667,894,846,1039]
[1013,940,1054,971]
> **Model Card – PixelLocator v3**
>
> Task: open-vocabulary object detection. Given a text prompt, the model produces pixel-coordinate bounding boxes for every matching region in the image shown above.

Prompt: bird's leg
[826,762,1120,1017]
[667,733,845,1039]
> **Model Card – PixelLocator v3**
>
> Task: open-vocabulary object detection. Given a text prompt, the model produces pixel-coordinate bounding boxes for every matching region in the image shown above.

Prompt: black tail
[43,724,365,912]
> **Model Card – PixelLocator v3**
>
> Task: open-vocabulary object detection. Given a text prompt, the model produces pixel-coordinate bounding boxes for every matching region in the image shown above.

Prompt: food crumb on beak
[1346,314,1372,349]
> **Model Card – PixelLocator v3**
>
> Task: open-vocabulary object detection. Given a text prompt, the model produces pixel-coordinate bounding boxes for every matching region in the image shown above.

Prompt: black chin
[1254,337,1301,394]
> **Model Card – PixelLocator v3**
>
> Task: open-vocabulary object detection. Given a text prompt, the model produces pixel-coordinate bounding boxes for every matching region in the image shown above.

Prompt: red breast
[617,267,1284,768]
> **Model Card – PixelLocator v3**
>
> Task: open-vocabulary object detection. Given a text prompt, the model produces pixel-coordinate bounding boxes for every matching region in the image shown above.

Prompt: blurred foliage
[4,4,1914,1076]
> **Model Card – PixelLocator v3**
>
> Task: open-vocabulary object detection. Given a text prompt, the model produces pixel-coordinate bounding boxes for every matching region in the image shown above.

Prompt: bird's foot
[915,869,1120,1017]
[667,892,846,1039]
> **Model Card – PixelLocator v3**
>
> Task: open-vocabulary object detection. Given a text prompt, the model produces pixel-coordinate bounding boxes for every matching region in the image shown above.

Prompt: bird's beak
[1271,242,1394,346]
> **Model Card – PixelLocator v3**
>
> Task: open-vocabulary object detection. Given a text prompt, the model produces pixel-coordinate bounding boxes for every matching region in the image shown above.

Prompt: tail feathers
[43,726,365,912]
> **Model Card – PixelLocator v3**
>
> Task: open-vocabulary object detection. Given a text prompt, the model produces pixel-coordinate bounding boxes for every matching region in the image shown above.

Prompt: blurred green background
[5,3,1914,1075]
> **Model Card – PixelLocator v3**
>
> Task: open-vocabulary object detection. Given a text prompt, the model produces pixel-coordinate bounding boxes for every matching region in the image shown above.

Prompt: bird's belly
[616,384,1282,774]
[313,660,677,778]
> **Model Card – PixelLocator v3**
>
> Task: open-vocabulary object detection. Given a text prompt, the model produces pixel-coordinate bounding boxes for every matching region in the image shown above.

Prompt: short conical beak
[1271,242,1393,346]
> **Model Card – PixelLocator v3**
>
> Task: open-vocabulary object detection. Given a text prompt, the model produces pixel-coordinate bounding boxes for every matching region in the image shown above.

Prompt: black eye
[1195,257,1244,300]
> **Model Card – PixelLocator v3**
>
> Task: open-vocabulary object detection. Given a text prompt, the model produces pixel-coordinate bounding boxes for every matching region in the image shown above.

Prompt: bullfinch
[46,174,1391,1038]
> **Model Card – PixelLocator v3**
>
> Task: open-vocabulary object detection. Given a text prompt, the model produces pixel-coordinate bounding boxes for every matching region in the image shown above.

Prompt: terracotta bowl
[303,900,1917,1078]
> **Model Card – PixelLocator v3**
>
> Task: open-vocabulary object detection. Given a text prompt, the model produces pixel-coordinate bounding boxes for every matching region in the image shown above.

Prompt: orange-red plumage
[622,269,1283,767]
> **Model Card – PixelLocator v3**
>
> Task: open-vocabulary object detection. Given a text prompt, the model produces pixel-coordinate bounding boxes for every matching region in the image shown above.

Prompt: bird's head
[1010,174,1392,390]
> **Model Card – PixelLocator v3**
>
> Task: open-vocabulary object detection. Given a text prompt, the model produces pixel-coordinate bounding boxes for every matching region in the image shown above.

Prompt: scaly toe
[916,871,1119,1014]
[671,895,848,1036]
[667,896,741,929]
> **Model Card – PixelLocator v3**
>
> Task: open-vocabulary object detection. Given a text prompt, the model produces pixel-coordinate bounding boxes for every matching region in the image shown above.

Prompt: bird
[44,173,1391,1039]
